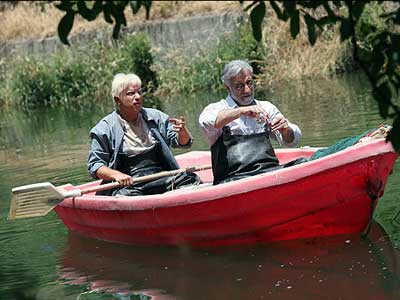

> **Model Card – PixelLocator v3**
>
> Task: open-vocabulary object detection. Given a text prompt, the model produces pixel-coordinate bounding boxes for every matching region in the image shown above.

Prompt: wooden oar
[8,164,211,220]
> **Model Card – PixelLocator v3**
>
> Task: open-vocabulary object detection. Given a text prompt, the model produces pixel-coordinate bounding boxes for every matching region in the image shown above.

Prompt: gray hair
[221,60,253,85]
[111,73,142,99]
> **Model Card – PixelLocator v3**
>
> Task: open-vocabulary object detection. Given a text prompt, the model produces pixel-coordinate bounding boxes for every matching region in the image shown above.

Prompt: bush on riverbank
[155,24,267,96]
[0,33,160,110]
[0,24,263,110]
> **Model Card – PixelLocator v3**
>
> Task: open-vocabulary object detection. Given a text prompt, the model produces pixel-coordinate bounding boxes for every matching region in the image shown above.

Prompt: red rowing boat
[55,138,398,246]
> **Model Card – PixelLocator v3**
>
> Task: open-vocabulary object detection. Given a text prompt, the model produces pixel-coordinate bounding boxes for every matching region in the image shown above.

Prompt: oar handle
[80,164,212,195]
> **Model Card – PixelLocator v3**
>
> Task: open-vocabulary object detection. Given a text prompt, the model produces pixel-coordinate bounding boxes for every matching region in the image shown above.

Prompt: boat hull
[55,139,398,246]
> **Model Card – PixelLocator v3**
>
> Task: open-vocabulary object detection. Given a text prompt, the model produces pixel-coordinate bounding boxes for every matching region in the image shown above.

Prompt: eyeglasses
[232,80,254,91]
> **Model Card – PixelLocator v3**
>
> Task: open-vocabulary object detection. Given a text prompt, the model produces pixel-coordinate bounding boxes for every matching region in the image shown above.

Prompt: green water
[0,73,399,300]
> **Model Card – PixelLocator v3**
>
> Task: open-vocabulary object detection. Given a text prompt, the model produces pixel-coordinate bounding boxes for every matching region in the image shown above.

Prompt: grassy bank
[155,24,267,96]
[0,2,389,110]
[0,23,265,110]
[0,33,160,110]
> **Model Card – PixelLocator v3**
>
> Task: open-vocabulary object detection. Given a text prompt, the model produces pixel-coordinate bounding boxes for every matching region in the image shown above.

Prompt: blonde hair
[111,73,142,99]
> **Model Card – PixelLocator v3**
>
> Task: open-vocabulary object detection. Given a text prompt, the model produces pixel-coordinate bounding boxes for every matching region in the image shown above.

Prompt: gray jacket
[87,109,193,179]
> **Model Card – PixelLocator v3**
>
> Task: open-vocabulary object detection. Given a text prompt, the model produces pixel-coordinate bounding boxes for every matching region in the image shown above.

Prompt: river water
[0,73,399,300]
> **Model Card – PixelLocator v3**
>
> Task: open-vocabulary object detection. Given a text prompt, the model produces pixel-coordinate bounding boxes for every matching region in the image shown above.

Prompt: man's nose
[243,84,252,93]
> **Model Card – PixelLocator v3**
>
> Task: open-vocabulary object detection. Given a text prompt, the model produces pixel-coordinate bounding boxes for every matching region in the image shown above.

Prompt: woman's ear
[114,96,120,106]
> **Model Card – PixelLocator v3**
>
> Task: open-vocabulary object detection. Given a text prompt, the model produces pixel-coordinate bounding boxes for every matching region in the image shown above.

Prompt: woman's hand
[111,171,134,186]
[97,166,133,186]
[169,116,191,145]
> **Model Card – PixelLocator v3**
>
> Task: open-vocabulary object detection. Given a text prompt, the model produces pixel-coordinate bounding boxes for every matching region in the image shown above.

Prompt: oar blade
[8,182,65,220]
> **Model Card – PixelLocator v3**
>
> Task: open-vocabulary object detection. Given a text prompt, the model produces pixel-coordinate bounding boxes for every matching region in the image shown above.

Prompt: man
[199,60,302,184]
[88,72,201,196]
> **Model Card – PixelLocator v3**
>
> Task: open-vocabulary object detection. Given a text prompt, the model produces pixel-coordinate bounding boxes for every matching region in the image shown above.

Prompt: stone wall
[0,12,244,63]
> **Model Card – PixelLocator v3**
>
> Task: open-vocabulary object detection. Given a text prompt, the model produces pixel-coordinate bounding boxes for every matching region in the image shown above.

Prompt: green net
[309,128,377,160]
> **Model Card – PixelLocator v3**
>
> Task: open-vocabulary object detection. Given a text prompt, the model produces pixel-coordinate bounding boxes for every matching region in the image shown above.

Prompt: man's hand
[238,105,270,120]
[270,115,294,143]
[269,115,288,132]
[215,105,270,128]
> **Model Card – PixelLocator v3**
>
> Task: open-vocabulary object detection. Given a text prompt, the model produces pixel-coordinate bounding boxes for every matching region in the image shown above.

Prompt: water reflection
[58,221,399,300]
[1,72,400,299]
[258,73,383,146]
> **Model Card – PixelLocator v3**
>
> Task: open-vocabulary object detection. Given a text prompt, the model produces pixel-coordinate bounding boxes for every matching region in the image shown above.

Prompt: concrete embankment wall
[0,12,244,64]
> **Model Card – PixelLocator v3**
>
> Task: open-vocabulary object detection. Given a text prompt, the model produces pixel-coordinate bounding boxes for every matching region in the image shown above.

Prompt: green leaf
[77,0,93,20]
[141,0,152,10]
[250,1,266,42]
[322,1,338,19]
[55,0,75,12]
[351,0,366,20]
[304,14,316,45]
[57,12,75,45]
[91,0,103,17]
[142,0,152,19]
[390,35,400,63]
[283,0,296,14]
[374,83,392,119]
[112,22,122,40]
[244,1,258,12]
[316,15,341,27]
[111,2,127,27]
[395,8,400,24]
[270,0,288,21]
[130,0,140,14]
[339,18,351,42]
[332,1,343,9]
[370,49,385,76]
[394,73,400,85]
[290,10,300,39]
[103,2,113,24]
[387,116,400,152]
[297,1,322,9]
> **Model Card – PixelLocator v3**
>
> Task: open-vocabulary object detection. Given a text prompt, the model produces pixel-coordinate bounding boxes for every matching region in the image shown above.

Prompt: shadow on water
[57,221,400,300]
[0,269,38,300]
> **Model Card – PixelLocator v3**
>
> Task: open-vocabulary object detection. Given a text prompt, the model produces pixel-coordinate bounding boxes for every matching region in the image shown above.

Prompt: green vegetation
[0,33,160,110]
[0,24,263,110]
[155,24,266,96]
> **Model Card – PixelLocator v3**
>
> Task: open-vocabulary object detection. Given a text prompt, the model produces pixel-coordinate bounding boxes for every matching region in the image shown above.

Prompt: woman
[88,73,201,196]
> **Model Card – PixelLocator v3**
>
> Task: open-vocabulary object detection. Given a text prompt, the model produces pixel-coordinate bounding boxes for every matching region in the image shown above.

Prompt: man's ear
[224,83,231,94]
[114,96,120,106]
